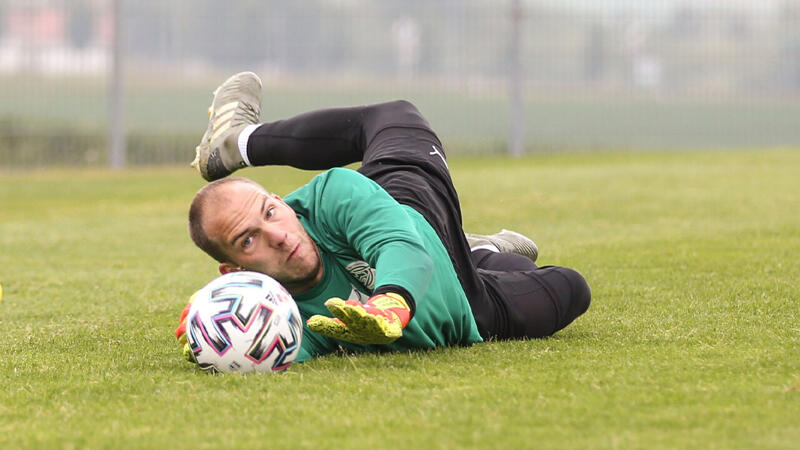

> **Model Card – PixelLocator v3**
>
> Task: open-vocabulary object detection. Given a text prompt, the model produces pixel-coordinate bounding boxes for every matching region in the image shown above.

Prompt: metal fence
[1,0,799,168]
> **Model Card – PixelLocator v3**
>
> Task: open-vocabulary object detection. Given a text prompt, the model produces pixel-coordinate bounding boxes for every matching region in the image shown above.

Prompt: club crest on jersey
[345,260,376,290]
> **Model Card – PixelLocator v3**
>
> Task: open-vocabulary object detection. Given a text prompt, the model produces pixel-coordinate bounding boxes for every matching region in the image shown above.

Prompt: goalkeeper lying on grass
[176,72,591,363]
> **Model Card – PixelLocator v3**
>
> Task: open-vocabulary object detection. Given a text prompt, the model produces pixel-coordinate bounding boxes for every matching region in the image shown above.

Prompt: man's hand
[306,293,411,345]
[174,290,200,363]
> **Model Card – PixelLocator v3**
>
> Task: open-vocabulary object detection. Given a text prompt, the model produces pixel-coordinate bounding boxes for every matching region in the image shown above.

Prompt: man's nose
[262,224,287,248]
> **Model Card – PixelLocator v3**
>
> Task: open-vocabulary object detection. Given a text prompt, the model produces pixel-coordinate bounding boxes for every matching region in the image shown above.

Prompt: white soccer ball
[185,271,303,374]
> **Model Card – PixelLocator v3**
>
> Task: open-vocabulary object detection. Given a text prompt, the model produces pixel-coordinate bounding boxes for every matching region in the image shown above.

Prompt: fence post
[109,0,125,168]
[509,0,524,157]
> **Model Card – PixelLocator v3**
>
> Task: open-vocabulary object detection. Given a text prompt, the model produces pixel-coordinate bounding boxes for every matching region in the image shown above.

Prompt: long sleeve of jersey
[286,168,433,311]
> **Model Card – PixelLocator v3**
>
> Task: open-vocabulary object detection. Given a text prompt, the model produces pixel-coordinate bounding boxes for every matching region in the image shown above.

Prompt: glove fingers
[318,298,403,345]
[175,290,202,340]
[349,310,402,343]
[175,323,187,342]
[325,298,368,325]
[307,314,351,341]
[182,342,197,363]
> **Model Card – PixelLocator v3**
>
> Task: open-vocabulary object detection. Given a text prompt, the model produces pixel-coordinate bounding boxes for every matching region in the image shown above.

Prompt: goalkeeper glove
[174,290,200,363]
[306,292,411,345]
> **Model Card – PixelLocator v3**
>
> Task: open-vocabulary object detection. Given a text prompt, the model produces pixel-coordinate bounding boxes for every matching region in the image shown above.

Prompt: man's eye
[242,236,254,248]
[266,207,275,219]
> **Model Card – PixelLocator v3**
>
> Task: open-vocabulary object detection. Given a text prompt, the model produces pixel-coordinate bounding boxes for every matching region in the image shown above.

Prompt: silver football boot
[191,71,262,181]
[465,229,539,262]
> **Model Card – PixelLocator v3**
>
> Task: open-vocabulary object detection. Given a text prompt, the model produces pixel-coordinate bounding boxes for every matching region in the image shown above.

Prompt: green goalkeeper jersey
[284,168,482,362]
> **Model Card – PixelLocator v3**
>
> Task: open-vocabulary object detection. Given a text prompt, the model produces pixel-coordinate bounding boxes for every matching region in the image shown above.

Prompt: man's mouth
[287,243,299,262]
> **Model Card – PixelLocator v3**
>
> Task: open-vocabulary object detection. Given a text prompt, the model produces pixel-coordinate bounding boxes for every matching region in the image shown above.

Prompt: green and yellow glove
[306,293,411,345]
[174,290,200,363]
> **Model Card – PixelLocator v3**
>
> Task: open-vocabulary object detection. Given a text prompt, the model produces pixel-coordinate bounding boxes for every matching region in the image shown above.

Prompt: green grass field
[1,149,798,448]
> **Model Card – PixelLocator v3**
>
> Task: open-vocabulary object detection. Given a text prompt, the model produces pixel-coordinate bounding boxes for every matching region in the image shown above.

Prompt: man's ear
[219,262,240,274]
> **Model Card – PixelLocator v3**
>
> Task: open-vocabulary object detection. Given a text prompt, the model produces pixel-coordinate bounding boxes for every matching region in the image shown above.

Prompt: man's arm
[290,168,434,344]
[293,167,434,309]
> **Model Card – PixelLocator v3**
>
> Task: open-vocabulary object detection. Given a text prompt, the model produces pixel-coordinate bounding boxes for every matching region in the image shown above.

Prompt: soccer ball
[185,271,303,374]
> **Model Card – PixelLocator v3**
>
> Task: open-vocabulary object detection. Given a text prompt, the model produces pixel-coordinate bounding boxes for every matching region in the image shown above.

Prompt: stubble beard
[280,239,323,294]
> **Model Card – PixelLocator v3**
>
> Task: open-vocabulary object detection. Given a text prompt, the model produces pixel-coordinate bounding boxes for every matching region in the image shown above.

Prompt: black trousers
[247,100,590,339]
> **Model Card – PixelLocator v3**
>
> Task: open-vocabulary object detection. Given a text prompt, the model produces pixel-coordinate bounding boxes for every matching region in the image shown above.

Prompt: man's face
[203,181,323,293]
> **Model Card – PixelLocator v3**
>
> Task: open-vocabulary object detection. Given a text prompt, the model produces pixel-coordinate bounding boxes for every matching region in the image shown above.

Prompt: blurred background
[0,0,798,168]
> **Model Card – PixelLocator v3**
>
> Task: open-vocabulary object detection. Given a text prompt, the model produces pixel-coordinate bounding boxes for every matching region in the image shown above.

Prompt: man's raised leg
[191,71,262,181]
